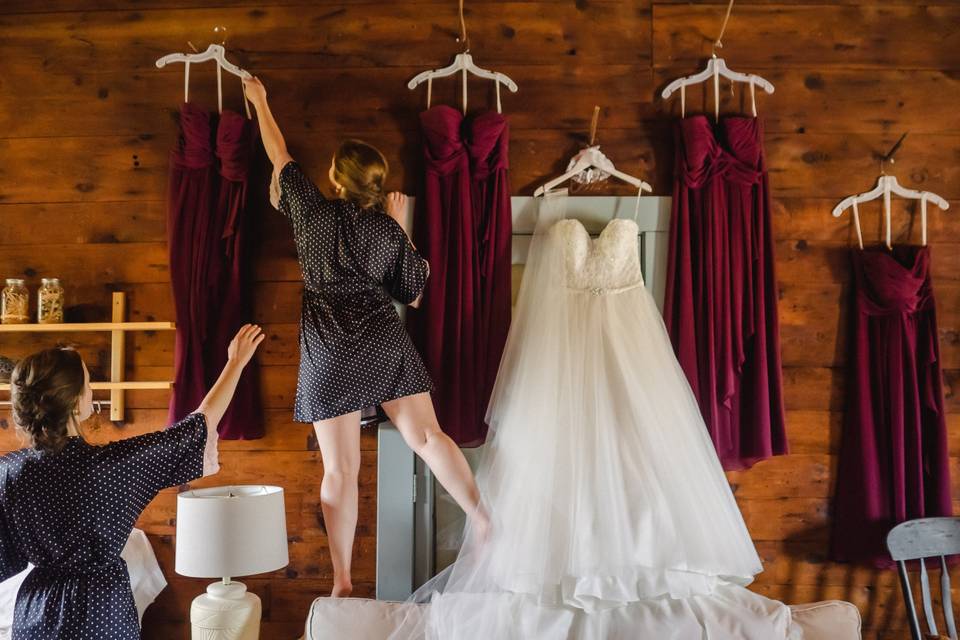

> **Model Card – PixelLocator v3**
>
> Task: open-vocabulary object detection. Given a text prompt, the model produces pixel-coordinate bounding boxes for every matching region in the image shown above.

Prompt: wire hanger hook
[877,131,908,176]
[213,25,228,47]
[456,0,470,53]
[712,0,735,58]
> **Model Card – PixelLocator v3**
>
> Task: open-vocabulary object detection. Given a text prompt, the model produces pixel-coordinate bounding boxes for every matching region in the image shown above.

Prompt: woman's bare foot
[331,578,353,598]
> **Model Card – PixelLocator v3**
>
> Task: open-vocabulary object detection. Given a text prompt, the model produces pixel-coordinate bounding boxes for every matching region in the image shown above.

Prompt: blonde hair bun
[333,139,389,210]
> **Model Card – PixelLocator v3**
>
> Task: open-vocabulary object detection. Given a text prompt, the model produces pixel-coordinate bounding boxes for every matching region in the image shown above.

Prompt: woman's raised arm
[243,76,293,171]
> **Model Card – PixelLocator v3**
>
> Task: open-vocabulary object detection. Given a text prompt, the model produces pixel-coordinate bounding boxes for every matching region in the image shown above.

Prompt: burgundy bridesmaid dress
[831,246,952,566]
[167,102,263,439]
[408,105,512,447]
[663,115,788,470]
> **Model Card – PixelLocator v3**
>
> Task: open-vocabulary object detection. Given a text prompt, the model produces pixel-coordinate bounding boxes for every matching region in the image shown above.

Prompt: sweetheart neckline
[555,217,639,243]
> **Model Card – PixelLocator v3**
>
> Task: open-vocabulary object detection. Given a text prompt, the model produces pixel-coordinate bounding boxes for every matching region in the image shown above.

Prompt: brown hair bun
[10,348,84,454]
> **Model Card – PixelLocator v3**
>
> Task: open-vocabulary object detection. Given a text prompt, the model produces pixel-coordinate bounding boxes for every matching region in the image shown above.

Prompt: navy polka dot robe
[276,161,434,422]
[0,413,209,639]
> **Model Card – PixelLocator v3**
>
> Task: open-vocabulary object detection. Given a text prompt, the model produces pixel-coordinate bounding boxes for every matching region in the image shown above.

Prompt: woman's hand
[227,324,266,368]
[196,324,265,436]
[385,192,408,226]
[242,76,267,107]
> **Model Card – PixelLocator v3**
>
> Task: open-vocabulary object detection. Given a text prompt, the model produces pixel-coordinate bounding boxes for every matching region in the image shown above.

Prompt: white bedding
[0,528,166,638]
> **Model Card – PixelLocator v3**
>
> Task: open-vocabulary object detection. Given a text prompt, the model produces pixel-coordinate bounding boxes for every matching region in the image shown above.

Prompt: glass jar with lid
[38,278,64,324]
[1,279,29,324]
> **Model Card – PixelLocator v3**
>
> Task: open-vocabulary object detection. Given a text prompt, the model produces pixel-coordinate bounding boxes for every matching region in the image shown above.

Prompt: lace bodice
[552,218,644,293]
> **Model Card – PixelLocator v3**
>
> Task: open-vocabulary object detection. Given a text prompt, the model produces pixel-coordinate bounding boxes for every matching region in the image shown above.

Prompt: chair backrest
[887,517,960,640]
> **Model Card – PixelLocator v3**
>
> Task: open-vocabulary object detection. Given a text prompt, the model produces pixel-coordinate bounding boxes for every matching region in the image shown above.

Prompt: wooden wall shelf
[0,382,172,391]
[0,321,175,333]
[0,292,175,420]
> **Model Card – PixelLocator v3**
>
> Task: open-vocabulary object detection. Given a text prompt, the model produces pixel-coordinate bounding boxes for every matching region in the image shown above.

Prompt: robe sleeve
[106,413,212,513]
[274,160,327,227]
[0,471,27,581]
[382,217,430,304]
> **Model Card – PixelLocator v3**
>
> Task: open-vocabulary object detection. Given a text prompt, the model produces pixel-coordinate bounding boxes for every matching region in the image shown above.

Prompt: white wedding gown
[391,192,799,639]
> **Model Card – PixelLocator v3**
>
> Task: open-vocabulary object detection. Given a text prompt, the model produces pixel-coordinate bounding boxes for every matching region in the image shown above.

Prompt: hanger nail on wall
[877,131,909,174]
[588,105,600,147]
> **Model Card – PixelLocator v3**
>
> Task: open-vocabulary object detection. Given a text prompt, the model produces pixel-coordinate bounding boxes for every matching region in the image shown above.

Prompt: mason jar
[37,278,64,324]
[1,279,29,324]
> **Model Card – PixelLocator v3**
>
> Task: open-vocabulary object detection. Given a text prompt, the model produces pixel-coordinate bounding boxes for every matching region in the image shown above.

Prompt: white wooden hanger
[407,0,517,114]
[155,40,252,116]
[832,174,949,249]
[660,0,773,120]
[661,54,775,120]
[534,144,652,206]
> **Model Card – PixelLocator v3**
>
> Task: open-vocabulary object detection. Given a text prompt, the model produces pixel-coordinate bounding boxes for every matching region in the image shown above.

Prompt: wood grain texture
[652,4,960,70]
[0,3,650,73]
[1,2,956,637]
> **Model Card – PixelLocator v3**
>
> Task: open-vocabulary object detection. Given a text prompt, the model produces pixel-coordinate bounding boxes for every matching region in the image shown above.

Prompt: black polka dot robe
[0,413,216,639]
[275,161,434,422]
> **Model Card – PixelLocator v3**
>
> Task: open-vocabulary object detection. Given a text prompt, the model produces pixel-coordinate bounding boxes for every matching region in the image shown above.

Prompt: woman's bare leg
[313,411,362,597]
[381,393,488,535]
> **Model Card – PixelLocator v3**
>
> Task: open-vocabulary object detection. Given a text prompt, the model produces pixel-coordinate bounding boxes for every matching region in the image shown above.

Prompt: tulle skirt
[392,196,796,639]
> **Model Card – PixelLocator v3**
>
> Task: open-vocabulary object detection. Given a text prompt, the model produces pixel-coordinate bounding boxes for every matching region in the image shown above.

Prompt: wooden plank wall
[0,2,957,638]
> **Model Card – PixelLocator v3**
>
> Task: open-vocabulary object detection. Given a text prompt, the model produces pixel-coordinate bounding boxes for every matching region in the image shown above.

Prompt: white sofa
[303,597,861,639]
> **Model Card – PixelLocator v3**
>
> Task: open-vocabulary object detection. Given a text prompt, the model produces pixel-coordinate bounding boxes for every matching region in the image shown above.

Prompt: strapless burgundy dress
[664,115,787,470]
[167,102,263,439]
[831,246,952,566]
[407,105,512,447]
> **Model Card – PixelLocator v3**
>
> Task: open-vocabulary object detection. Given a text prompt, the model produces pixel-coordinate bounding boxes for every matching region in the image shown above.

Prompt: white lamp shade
[175,485,289,579]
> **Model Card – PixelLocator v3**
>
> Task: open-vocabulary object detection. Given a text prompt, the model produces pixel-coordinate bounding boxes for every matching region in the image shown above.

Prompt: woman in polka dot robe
[244,76,489,597]
[0,324,265,639]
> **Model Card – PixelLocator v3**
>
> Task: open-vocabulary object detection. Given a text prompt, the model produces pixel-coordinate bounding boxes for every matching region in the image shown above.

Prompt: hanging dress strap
[184,60,191,103]
[426,76,433,109]
[680,83,686,118]
[713,61,720,121]
[240,75,252,119]
[216,63,223,114]
[921,192,929,246]
[851,200,864,250]
[495,80,502,114]
[749,78,757,118]
[633,187,643,223]
[883,177,893,249]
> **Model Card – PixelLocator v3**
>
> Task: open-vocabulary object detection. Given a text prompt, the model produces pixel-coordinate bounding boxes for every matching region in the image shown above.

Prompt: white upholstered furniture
[302,596,862,639]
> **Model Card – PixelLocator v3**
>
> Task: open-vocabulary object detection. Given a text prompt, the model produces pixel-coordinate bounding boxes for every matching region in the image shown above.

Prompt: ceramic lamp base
[190,580,261,640]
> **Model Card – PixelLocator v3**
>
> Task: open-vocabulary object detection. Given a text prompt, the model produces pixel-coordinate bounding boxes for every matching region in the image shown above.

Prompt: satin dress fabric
[831,246,952,566]
[166,102,263,439]
[0,415,208,638]
[407,105,513,447]
[276,161,433,422]
[663,115,788,470]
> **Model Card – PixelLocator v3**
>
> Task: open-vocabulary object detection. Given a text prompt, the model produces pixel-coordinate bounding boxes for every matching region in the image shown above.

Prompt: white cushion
[788,600,862,640]
[305,597,862,639]
[306,598,423,639]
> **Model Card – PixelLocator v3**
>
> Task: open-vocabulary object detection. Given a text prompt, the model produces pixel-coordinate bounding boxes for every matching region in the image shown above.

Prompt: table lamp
[176,485,289,640]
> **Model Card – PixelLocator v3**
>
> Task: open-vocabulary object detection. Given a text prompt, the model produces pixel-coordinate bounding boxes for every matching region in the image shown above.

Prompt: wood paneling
[651,4,960,69]
[1,66,659,139]
[1,3,650,73]
[1,1,956,638]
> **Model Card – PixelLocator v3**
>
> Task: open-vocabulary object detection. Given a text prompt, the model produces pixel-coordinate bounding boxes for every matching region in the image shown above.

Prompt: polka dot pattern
[0,413,208,638]
[277,161,434,422]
